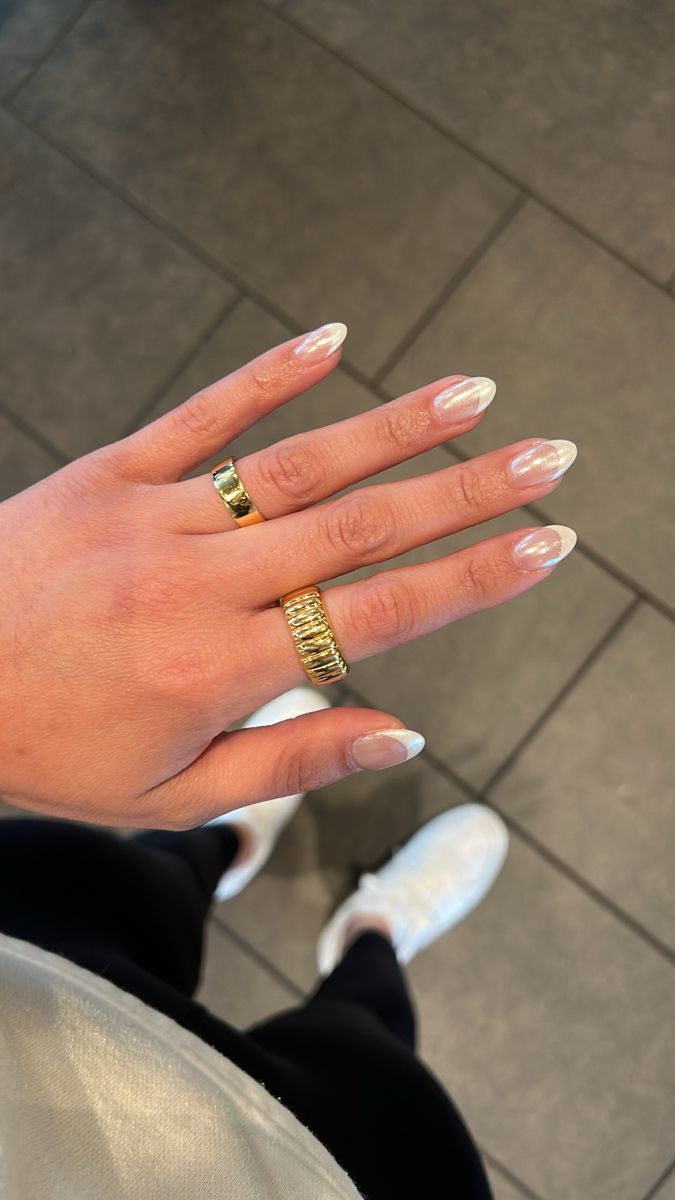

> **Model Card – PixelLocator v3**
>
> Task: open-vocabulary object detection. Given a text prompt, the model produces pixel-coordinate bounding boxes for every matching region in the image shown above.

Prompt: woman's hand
[0,323,576,829]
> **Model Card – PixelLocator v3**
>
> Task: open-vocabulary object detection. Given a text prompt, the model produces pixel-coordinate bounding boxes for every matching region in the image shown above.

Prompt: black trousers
[0,818,492,1200]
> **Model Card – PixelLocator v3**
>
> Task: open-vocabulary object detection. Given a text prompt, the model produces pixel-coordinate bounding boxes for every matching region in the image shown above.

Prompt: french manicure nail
[513,525,577,570]
[351,728,425,771]
[509,439,577,486]
[433,376,496,422]
[293,322,348,363]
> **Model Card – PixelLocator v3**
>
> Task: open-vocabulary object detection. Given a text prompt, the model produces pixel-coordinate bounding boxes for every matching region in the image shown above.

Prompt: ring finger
[172,374,496,531]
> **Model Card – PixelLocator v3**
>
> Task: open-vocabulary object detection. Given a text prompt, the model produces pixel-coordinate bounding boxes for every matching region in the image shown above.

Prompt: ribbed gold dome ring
[280,586,349,686]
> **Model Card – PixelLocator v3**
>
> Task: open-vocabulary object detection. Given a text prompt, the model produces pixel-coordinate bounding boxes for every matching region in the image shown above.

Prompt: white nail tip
[388,729,426,760]
[294,322,348,362]
[433,375,496,420]
[549,439,578,475]
[548,525,578,559]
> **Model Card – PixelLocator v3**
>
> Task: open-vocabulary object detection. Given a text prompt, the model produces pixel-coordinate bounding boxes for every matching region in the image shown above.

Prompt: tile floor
[1,2,674,1197]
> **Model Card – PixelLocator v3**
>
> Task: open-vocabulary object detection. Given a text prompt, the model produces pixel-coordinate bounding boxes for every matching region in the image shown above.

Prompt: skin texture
[0,328,575,829]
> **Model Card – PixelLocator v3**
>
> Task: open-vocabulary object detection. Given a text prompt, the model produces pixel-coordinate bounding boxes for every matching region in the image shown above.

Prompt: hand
[0,323,576,828]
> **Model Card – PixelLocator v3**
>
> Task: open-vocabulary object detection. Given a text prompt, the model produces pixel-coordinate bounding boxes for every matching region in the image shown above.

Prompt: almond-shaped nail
[351,728,425,771]
[293,322,348,364]
[509,440,577,486]
[514,525,577,570]
[433,376,496,423]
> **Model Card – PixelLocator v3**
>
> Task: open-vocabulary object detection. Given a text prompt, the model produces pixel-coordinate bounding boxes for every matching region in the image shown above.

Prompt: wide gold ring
[280,585,349,686]
[212,457,265,527]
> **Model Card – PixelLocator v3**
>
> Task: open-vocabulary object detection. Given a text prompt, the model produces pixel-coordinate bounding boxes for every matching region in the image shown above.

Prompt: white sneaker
[208,686,331,901]
[317,803,508,975]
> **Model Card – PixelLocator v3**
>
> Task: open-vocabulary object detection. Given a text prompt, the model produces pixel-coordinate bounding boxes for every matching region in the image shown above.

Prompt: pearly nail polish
[509,440,577,486]
[433,376,496,422]
[513,525,577,570]
[293,322,348,363]
[351,729,425,771]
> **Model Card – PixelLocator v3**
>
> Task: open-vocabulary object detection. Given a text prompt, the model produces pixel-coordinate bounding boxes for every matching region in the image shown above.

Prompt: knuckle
[380,404,430,452]
[256,439,326,505]
[451,464,488,517]
[460,552,501,605]
[173,387,223,441]
[321,493,393,562]
[352,574,417,646]
[271,743,321,798]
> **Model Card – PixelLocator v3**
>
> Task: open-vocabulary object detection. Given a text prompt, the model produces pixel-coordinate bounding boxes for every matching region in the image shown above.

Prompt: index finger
[110,322,348,483]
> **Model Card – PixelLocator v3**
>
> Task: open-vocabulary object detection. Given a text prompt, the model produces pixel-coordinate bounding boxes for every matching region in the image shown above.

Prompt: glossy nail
[293,322,348,363]
[433,376,496,422]
[513,525,577,570]
[509,440,577,486]
[351,728,425,771]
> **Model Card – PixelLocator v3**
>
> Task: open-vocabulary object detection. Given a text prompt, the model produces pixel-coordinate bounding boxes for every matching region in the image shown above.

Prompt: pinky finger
[327,524,578,662]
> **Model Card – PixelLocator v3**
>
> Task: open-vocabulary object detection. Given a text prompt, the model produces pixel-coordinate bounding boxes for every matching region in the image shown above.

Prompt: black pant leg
[0,819,239,995]
[308,930,416,1048]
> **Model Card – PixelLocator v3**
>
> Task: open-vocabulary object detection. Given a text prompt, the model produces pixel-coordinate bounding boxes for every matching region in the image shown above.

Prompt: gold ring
[212,457,265,527]
[280,585,349,686]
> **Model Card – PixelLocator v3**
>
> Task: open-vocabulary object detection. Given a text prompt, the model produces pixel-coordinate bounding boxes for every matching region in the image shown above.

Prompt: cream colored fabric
[0,934,362,1199]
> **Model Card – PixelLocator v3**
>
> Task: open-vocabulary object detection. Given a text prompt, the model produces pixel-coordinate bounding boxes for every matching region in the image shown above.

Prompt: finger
[109,322,348,483]
[244,438,578,603]
[171,375,496,532]
[260,524,578,677]
[137,708,425,829]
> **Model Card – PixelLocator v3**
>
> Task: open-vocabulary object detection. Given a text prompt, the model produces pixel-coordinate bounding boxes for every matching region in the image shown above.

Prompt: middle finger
[243,437,577,604]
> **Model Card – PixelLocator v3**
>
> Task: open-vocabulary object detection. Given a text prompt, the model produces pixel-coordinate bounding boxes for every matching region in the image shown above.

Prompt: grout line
[642,1160,675,1200]
[488,805,675,966]
[483,595,642,795]
[211,911,306,1000]
[268,0,675,298]
[0,401,69,465]
[121,292,244,436]
[480,1149,547,1200]
[342,658,675,969]
[371,192,527,385]
[2,0,96,106]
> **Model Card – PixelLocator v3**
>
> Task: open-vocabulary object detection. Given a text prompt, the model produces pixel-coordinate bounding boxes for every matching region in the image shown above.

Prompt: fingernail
[351,728,425,771]
[293,322,348,363]
[433,376,496,422]
[509,439,577,486]
[514,525,577,570]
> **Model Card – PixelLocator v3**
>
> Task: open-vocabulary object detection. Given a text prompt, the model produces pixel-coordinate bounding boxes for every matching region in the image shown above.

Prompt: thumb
[140,707,425,829]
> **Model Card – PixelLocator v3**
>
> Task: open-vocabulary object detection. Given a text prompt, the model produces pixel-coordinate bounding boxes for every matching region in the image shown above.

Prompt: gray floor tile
[0,111,233,457]
[0,0,84,99]
[16,0,516,374]
[197,916,298,1026]
[491,603,675,953]
[0,413,59,500]
[287,0,675,280]
[408,834,675,1200]
[142,297,378,469]
[386,202,675,610]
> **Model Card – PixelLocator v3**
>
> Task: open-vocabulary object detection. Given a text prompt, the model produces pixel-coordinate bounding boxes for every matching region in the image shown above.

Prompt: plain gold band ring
[280,585,349,686]
[212,457,265,527]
